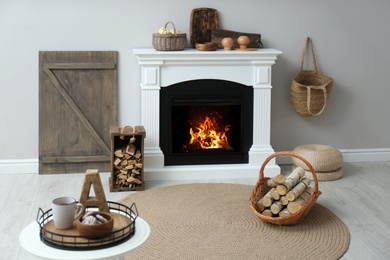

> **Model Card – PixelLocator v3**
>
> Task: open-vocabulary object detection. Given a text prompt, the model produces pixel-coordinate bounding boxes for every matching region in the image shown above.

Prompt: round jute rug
[120,183,350,260]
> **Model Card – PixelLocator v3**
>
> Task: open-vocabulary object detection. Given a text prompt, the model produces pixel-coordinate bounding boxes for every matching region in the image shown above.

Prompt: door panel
[39,51,118,174]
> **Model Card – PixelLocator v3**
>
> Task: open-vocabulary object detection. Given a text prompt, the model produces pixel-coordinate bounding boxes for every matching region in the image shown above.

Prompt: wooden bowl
[196,42,218,51]
[76,212,114,238]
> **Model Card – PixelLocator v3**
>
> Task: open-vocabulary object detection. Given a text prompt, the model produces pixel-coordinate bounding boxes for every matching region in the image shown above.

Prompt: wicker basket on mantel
[152,21,187,51]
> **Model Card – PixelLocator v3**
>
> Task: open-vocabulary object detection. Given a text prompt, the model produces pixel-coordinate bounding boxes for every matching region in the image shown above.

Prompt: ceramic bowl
[76,212,114,238]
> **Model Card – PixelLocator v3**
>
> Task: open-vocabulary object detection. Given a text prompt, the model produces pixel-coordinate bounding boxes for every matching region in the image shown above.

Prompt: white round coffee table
[19,217,150,260]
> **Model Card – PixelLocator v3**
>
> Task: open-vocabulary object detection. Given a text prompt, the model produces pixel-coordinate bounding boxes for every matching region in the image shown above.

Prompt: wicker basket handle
[306,86,328,116]
[300,37,318,72]
[258,151,319,194]
[164,21,178,35]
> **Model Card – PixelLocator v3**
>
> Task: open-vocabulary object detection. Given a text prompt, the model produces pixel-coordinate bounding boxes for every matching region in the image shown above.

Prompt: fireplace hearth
[134,48,282,180]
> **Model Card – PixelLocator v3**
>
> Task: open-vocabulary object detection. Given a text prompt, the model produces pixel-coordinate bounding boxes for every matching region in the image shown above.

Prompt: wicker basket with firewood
[249,152,321,225]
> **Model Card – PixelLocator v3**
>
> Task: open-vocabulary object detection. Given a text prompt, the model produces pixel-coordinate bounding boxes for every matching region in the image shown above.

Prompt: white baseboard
[1,148,390,175]
[339,148,390,162]
[275,148,390,165]
[0,159,38,174]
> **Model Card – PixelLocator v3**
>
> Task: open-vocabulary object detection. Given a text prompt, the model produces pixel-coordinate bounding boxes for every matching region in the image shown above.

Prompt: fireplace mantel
[133,48,282,180]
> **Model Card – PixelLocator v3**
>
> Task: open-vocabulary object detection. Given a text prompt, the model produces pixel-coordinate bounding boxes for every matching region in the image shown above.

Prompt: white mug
[52,197,85,229]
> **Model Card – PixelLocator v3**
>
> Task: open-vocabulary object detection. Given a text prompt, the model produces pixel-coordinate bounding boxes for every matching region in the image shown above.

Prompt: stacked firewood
[255,167,313,218]
[112,140,143,189]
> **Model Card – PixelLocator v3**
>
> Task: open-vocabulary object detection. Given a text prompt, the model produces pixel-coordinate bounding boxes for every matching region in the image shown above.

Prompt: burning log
[219,140,234,151]
[188,115,233,151]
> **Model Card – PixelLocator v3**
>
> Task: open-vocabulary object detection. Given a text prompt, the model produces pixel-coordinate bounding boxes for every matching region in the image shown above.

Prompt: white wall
[1,0,390,163]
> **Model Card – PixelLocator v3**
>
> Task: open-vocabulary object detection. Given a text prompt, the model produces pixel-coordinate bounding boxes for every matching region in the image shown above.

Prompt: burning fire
[189,115,233,150]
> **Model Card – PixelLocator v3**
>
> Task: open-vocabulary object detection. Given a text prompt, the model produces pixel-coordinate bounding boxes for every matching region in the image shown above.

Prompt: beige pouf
[292,144,343,181]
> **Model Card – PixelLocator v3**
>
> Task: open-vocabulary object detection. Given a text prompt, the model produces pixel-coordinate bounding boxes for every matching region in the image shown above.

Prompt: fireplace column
[139,62,165,168]
[249,65,275,165]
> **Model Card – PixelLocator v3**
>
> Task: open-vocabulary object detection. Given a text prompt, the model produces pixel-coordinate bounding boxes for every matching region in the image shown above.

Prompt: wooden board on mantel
[39,51,118,174]
[211,28,263,49]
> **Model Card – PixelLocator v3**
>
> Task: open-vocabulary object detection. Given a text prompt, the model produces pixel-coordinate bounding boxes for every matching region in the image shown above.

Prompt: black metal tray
[36,201,138,250]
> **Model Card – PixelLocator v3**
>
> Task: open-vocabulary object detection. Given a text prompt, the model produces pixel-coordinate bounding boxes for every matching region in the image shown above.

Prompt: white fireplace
[133,48,282,180]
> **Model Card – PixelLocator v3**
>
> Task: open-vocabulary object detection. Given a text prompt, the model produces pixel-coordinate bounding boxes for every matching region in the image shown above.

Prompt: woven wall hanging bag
[290,37,334,116]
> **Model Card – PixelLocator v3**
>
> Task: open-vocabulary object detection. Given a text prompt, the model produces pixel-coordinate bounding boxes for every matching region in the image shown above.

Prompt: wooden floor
[1,162,389,260]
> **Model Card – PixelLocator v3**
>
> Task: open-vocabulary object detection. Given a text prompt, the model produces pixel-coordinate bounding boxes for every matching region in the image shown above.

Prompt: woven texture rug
[120,183,349,260]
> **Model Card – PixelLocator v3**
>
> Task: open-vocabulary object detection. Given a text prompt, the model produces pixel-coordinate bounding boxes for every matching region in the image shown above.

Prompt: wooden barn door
[39,51,118,174]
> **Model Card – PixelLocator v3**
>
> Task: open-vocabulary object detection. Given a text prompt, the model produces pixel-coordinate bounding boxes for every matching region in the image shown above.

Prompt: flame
[189,116,232,150]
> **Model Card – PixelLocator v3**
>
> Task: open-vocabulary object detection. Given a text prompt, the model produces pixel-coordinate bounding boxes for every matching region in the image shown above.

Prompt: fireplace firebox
[160,79,253,165]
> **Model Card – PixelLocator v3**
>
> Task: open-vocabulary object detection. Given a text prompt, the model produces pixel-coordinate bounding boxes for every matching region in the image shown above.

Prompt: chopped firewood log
[261,188,275,207]
[114,149,123,158]
[287,197,306,214]
[270,189,280,200]
[135,163,143,168]
[286,177,311,201]
[278,208,291,218]
[287,186,312,214]
[270,200,283,214]
[255,200,265,212]
[276,184,288,195]
[267,178,277,188]
[284,167,305,191]
[297,188,312,202]
[127,176,142,185]
[132,169,140,175]
[114,158,121,166]
[280,196,289,206]
[261,209,273,217]
[118,174,127,180]
[273,174,286,184]
[120,159,128,166]
[135,150,142,159]
[305,186,314,194]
